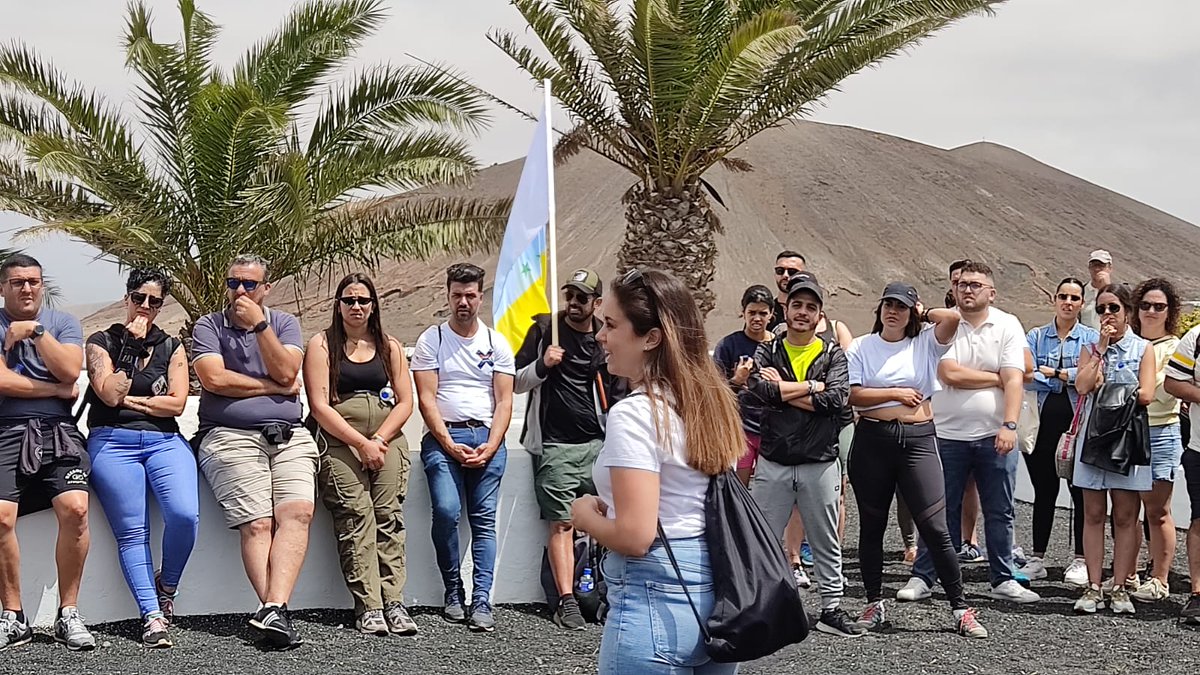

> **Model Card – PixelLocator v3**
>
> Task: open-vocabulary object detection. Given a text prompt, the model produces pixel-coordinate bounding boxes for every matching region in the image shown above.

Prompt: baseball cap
[881,282,919,308]
[563,268,602,296]
[785,271,823,304]
[1088,249,1112,265]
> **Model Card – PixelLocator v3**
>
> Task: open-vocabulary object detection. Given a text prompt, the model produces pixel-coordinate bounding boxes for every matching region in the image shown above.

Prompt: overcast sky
[2,0,1197,306]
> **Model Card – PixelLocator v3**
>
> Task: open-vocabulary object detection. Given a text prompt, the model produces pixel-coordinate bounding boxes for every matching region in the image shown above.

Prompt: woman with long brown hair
[303,273,417,636]
[571,268,742,675]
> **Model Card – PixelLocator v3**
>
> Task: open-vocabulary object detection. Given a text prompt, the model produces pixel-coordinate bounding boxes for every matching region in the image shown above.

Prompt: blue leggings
[87,427,200,618]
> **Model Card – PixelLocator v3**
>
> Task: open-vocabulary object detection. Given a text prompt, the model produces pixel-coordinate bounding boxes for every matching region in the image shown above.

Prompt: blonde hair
[612,269,744,475]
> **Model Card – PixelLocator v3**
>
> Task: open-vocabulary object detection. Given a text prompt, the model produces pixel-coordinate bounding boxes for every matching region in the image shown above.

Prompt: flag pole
[544,78,560,346]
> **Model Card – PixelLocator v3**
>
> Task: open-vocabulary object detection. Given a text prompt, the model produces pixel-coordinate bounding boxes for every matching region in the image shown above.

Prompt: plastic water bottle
[579,568,594,593]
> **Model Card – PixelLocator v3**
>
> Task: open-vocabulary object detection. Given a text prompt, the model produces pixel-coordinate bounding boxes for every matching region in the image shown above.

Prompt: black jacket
[747,334,850,465]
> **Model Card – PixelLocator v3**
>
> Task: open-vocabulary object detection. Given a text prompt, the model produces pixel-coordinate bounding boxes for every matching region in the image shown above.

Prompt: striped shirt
[1165,326,1200,451]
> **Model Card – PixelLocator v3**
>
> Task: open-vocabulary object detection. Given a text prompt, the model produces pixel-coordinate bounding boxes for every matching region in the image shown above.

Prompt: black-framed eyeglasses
[6,278,42,290]
[955,281,992,293]
[1056,293,1082,302]
[1139,301,1168,312]
[1096,303,1123,315]
[565,289,593,304]
[339,296,373,307]
[226,278,261,292]
[129,291,164,309]
[774,266,803,277]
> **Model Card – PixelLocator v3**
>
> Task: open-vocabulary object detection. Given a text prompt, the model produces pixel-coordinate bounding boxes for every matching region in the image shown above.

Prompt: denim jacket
[1025,320,1100,410]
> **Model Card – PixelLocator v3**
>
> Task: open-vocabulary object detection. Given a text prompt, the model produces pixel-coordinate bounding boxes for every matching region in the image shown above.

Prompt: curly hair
[1131,277,1181,336]
[126,268,172,296]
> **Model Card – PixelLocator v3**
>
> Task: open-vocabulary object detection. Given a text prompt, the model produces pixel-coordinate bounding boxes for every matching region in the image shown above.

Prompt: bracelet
[921,309,932,323]
[371,434,387,444]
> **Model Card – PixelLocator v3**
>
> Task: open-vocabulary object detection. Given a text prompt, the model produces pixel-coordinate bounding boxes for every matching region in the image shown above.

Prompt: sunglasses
[774,267,803,277]
[226,278,261,292]
[1096,303,1123,315]
[1139,301,1168,312]
[565,289,593,303]
[339,296,373,307]
[129,291,164,309]
[1056,293,1082,302]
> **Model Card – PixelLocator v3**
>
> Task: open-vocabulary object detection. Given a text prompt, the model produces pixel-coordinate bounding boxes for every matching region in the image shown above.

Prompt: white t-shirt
[593,392,708,540]
[846,326,952,412]
[409,320,516,425]
[933,307,1027,441]
[1166,326,1200,452]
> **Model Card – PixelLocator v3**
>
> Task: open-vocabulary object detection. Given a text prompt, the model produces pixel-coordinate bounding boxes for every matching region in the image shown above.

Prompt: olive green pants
[317,394,410,614]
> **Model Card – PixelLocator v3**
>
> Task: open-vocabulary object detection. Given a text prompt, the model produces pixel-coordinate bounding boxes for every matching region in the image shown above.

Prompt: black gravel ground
[5,499,1200,675]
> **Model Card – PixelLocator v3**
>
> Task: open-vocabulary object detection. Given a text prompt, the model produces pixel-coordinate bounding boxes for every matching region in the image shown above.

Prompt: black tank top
[337,351,389,396]
[86,325,180,433]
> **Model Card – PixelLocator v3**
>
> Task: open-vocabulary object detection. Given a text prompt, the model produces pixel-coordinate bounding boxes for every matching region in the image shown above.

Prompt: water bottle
[579,567,594,593]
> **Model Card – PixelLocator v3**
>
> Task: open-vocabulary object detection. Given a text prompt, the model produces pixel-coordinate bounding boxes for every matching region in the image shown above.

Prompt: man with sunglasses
[768,251,807,333]
[899,260,1040,605]
[190,254,314,649]
[0,254,95,652]
[514,269,620,630]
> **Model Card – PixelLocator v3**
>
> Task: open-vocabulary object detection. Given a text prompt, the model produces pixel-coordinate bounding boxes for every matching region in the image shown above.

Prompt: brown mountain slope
[83,121,1200,343]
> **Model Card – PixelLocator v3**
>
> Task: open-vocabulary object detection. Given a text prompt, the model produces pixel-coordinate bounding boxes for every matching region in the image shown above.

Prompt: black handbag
[658,471,809,663]
[1080,381,1150,476]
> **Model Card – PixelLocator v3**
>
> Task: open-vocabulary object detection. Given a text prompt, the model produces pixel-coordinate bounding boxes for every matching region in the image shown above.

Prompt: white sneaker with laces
[1130,577,1170,602]
[1020,557,1048,580]
[896,577,932,602]
[1063,557,1089,588]
[988,580,1040,604]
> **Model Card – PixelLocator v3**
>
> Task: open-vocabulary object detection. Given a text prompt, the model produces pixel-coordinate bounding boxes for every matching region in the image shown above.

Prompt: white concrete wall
[17,384,544,627]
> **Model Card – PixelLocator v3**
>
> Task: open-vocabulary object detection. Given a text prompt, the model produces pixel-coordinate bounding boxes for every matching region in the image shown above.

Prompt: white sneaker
[1109,587,1136,614]
[1020,557,1048,581]
[1130,577,1170,602]
[1063,557,1089,588]
[988,580,1040,604]
[896,577,932,602]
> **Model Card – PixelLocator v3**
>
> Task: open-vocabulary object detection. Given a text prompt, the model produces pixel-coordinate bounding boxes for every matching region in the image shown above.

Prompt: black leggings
[1023,389,1085,556]
[849,418,966,609]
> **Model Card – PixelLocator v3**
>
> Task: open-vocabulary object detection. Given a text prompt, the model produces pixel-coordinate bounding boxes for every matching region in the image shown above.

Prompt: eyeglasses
[226,278,261,292]
[565,290,592,304]
[6,278,42,290]
[129,291,164,309]
[1096,303,1123,315]
[1056,293,1082,302]
[1139,301,1168,312]
[954,281,993,293]
[339,296,373,307]
[774,267,803,277]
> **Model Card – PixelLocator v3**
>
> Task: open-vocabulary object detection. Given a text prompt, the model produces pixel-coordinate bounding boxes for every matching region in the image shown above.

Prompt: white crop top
[846,326,952,412]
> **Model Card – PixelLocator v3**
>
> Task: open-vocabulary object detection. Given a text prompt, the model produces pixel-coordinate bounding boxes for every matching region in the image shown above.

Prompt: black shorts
[0,422,90,504]
[1183,449,1200,523]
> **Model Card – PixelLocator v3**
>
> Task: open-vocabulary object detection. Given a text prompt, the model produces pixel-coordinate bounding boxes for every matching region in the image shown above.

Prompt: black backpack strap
[656,520,711,642]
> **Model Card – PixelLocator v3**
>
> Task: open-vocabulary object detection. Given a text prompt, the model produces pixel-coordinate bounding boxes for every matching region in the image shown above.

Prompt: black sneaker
[1181,593,1200,625]
[250,604,302,648]
[443,590,467,624]
[815,607,867,638]
[468,601,496,633]
[553,595,586,631]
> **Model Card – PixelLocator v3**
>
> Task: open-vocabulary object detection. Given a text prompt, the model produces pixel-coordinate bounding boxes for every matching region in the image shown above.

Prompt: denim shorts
[598,537,737,675]
[1150,423,1183,482]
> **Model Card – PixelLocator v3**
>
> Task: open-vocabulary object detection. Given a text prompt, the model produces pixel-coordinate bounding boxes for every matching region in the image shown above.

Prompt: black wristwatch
[1053,367,1062,379]
[251,320,269,334]
[31,323,45,339]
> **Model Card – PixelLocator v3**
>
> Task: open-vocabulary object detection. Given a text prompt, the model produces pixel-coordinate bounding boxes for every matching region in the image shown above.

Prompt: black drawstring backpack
[659,470,809,663]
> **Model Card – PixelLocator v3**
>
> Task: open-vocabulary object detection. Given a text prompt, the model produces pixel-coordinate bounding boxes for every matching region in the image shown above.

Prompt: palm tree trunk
[179,319,200,396]
[619,181,719,315]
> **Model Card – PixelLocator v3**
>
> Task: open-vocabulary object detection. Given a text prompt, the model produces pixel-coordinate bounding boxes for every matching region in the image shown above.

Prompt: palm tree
[0,0,509,333]
[490,0,1001,313]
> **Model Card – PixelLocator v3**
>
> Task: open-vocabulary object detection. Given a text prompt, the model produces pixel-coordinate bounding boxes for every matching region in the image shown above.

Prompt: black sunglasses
[339,296,373,307]
[226,278,261,292]
[1096,303,1123,315]
[1139,301,1169,312]
[565,289,593,303]
[1056,293,1082,302]
[129,291,164,309]
[774,266,803,277]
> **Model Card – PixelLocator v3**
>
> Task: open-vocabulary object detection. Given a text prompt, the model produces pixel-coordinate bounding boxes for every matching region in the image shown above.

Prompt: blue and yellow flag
[494,89,554,350]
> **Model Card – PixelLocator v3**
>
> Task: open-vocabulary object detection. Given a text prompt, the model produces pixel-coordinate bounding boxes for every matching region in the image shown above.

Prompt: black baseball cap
[786,272,823,304]
[881,282,919,308]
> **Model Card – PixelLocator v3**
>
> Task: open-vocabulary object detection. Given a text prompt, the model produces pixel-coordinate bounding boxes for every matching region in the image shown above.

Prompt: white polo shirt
[409,320,515,425]
[933,307,1027,441]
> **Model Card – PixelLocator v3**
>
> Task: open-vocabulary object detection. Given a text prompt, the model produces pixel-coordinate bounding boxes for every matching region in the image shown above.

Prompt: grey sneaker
[384,602,418,635]
[443,592,467,624]
[0,610,33,651]
[54,606,97,651]
[356,609,388,635]
[469,601,496,633]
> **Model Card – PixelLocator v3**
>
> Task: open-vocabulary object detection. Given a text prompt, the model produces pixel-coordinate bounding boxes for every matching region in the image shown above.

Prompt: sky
[2,0,1197,306]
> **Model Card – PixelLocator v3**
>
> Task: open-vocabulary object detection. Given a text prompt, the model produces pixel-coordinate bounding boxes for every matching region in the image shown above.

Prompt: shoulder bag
[1055,393,1088,481]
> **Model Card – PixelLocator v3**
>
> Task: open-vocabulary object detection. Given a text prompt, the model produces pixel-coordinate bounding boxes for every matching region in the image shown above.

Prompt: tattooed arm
[87,342,132,408]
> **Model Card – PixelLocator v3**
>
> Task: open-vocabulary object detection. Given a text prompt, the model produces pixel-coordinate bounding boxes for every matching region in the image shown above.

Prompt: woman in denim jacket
[1023,278,1098,586]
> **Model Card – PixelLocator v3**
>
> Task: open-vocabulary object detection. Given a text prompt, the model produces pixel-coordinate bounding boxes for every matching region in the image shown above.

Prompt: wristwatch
[251,320,269,334]
[1002,421,1018,431]
[1053,367,1062,379]
[31,323,45,339]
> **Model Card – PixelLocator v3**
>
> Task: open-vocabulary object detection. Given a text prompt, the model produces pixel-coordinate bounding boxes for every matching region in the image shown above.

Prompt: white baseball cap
[1088,249,1112,264]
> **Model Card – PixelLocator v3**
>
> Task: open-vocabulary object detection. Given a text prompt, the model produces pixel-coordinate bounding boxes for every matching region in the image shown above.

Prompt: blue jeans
[913,436,1018,588]
[420,428,507,605]
[87,427,200,618]
[599,537,737,675]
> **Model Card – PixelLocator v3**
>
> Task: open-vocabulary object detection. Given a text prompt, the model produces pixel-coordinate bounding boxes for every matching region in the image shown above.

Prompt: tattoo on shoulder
[86,344,108,374]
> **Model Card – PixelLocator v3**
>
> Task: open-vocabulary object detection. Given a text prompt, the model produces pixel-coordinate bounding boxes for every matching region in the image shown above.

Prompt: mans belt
[446,420,487,429]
